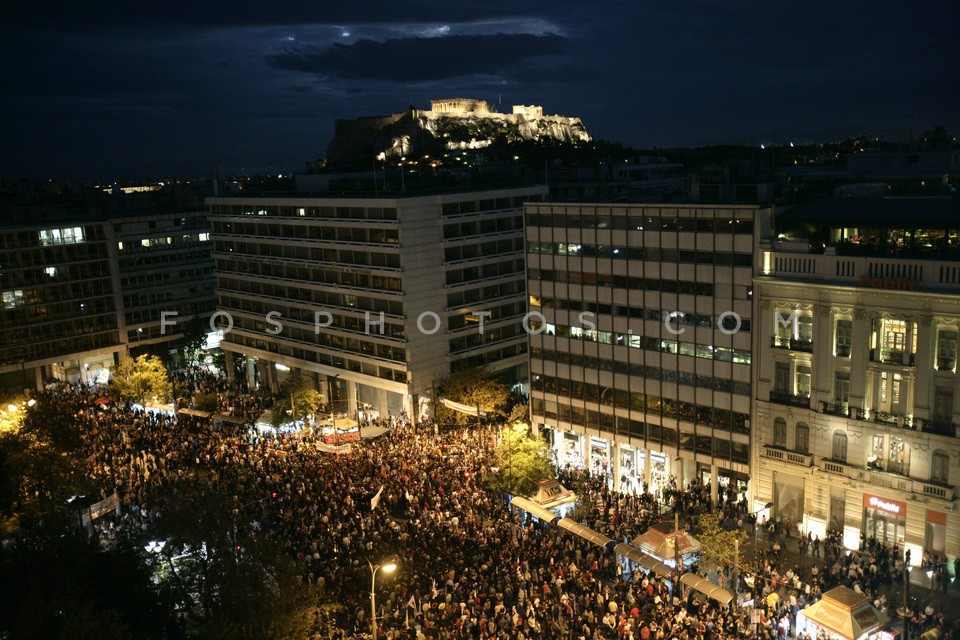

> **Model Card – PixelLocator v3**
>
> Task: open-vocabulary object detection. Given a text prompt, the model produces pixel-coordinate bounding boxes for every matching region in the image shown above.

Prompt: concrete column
[246,357,256,388]
[348,380,358,414]
[849,309,871,408]
[643,449,652,494]
[613,443,621,491]
[224,351,235,383]
[33,365,43,391]
[376,387,388,418]
[814,305,832,405]
[710,467,719,507]
[914,316,933,414]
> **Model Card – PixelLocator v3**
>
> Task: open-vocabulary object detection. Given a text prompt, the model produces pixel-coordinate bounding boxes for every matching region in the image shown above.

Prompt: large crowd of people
[11,371,960,639]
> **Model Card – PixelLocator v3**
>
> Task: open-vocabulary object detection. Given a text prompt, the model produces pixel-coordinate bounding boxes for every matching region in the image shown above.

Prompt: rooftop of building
[777,194,960,228]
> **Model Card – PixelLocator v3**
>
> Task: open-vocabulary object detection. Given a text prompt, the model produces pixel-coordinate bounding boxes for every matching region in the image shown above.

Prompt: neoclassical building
[752,196,960,561]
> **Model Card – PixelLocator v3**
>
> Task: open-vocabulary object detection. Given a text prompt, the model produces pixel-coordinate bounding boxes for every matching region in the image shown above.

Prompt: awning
[177,408,213,418]
[212,413,248,425]
[557,518,614,548]
[680,573,733,606]
[510,496,560,524]
[614,543,673,578]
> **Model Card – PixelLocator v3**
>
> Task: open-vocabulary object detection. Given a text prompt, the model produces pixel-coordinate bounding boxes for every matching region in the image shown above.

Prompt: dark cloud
[266,33,568,82]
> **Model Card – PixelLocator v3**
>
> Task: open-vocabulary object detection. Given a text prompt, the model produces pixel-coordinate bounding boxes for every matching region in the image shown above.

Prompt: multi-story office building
[0,184,216,387]
[206,186,546,418]
[0,203,121,387]
[526,202,771,500]
[752,196,960,560]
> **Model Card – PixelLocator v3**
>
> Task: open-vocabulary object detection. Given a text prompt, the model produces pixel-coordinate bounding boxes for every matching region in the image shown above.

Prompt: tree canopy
[270,371,325,428]
[694,511,749,576]
[435,368,511,426]
[487,424,556,497]
[109,355,173,406]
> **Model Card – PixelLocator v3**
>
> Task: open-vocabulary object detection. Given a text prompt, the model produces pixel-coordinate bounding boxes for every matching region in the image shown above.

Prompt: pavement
[751,527,960,618]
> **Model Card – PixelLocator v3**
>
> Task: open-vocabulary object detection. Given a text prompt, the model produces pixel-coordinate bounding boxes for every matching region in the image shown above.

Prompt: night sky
[2,1,958,181]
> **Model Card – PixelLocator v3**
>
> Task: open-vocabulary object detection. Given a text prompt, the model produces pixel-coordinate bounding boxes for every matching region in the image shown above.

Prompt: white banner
[371,485,385,511]
[90,492,119,519]
[439,397,487,417]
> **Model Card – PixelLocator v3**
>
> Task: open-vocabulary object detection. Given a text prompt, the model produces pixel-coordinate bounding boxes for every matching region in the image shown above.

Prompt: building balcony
[762,445,813,467]
[869,349,915,366]
[914,417,958,438]
[769,390,811,408]
[820,401,850,418]
[771,336,814,352]
[937,358,956,372]
[835,345,851,358]
[817,460,957,502]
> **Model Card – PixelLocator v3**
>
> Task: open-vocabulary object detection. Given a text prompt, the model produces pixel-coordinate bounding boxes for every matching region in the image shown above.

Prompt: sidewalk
[752,528,960,615]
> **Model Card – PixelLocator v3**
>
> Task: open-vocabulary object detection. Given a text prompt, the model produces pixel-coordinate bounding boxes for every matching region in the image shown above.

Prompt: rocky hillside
[325,107,591,171]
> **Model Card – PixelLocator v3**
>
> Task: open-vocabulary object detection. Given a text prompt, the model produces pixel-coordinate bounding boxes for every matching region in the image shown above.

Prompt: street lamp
[369,560,397,639]
[898,551,911,640]
[752,501,774,558]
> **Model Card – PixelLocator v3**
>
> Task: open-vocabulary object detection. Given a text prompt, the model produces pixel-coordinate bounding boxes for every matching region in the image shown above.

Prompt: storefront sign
[859,275,918,291]
[862,494,906,515]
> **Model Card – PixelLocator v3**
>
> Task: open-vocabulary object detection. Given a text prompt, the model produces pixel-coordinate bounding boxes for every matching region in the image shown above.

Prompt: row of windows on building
[210,205,399,221]
[116,233,210,252]
[219,284,404,318]
[211,221,399,245]
[444,237,524,263]
[2,262,114,290]
[446,281,524,308]
[443,215,524,241]
[771,357,956,423]
[448,322,527,354]
[526,212,754,234]
[0,331,120,366]
[3,243,109,271]
[1,280,113,311]
[527,242,753,266]
[532,398,751,463]
[229,332,407,383]
[531,320,752,365]
[446,258,524,287]
[530,347,751,396]
[530,296,752,333]
[532,374,749,433]
[120,267,214,289]
[442,196,540,217]
[447,301,526,331]
[530,268,752,299]
[218,268,403,296]
[771,418,951,484]
[771,311,958,370]
[217,296,405,339]
[215,243,403,269]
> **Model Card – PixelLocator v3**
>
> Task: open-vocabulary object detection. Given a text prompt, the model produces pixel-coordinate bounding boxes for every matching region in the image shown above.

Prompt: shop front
[590,436,612,481]
[556,430,585,469]
[649,451,669,497]
[861,494,906,548]
[618,445,644,493]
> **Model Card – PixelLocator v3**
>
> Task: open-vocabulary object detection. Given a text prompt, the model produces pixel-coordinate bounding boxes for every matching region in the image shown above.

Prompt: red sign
[859,275,918,291]
[862,493,906,515]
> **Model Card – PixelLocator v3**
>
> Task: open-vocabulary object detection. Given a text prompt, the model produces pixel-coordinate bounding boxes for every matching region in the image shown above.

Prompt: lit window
[2,290,24,309]
[45,267,56,277]
[199,233,210,242]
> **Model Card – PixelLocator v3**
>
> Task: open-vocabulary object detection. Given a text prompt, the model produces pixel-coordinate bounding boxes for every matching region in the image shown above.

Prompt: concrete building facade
[206,186,546,419]
[526,202,770,501]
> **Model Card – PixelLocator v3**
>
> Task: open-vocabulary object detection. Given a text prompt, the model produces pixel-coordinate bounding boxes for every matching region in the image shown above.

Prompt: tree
[192,392,219,413]
[0,394,91,516]
[694,511,749,585]
[271,372,325,428]
[435,367,511,426]
[488,423,556,497]
[109,355,173,405]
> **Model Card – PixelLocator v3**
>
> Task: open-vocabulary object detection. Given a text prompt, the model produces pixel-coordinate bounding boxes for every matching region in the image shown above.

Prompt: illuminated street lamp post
[898,550,911,640]
[369,560,397,639]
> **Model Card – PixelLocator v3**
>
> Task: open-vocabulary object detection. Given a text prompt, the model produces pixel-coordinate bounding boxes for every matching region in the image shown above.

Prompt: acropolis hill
[324,98,591,170]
